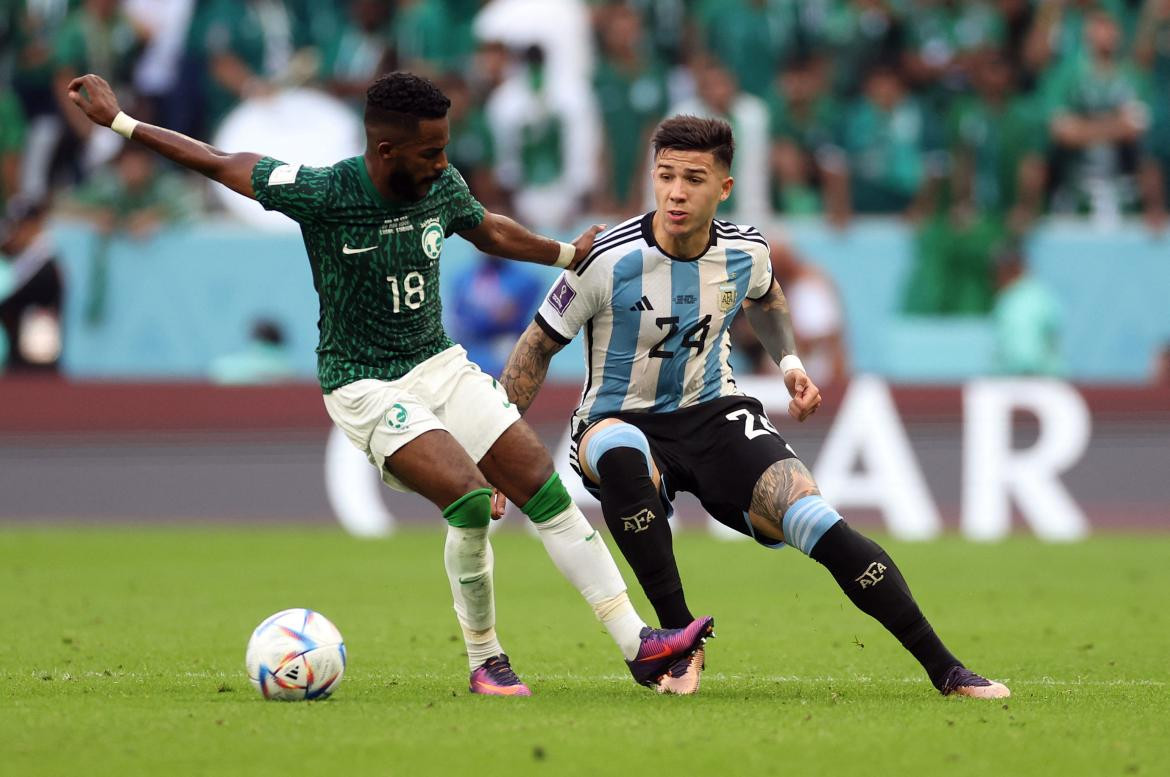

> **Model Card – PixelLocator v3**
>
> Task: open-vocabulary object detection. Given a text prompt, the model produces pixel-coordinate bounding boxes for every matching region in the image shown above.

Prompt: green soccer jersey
[251,156,486,392]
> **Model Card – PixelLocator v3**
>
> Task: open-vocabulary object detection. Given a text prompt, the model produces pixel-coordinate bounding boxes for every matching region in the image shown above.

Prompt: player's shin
[789,498,962,691]
[596,447,693,628]
[443,489,504,670]
[522,473,647,659]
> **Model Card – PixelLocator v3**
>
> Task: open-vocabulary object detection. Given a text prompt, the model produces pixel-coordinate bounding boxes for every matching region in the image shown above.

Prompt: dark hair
[651,115,734,170]
[365,71,450,130]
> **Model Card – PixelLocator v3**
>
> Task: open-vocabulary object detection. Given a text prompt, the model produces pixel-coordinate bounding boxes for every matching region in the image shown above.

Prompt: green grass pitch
[2,526,1167,776]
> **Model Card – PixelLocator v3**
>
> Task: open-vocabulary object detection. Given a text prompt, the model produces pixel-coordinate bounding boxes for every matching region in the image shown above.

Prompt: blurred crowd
[2,0,1168,378]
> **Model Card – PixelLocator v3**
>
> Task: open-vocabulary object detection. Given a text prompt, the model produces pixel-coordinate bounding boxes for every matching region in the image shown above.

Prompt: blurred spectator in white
[448,254,544,377]
[437,71,504,212]
[486,45,600,230]
[1043,8,1152,226]
[991,245,1064,377]
[820,64,934,228]
[0,198,62,374]
[9,0,72,200]
[51,0,146,180]
[209,318,296,385]
[316,0,394,107]
[123,0,195,127]
[666,57,770,223]
[474,0,594,96]
[591,1,669,218]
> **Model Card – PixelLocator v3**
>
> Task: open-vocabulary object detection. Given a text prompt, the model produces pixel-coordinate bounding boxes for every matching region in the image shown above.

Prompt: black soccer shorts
[570,395,798,545]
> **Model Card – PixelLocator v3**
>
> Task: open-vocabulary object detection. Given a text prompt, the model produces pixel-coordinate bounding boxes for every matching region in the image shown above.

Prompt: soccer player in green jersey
[66,72,713,696]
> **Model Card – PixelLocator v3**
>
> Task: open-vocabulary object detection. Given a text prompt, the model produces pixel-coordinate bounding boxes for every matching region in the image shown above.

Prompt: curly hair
[651,115,735,170]
[364,71,451,129]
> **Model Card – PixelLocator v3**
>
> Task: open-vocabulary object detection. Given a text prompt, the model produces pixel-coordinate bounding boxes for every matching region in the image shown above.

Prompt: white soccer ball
[245,608,347,701]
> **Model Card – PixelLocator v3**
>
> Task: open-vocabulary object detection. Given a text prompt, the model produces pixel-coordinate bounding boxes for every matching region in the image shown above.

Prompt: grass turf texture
[2,528,1167,776]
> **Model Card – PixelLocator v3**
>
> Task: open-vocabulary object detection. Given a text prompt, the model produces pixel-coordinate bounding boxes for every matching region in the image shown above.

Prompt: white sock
[444,526,503,670]
[533,503,647,660]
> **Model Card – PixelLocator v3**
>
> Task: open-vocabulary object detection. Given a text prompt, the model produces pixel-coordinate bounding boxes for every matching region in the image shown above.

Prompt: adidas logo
[630,296,653,311]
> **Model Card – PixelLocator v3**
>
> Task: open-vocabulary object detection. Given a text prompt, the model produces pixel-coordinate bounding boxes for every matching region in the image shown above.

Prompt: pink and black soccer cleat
[655,646,705,695]
[469,654,532,697]
[940,666,1011,699]
[626,616,714,688]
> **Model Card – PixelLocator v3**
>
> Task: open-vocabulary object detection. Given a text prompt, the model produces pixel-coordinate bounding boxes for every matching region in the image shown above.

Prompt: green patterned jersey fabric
[251,156,485,392]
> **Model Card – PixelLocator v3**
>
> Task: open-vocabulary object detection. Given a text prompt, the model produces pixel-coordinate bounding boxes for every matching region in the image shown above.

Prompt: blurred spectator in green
[903,0,1003,93]
[316,0,395,107]
[821,65,933,227]
[601,0,691,72]
[67,143,198,239]
[1043,8,1152,224]
[768,55,838,215]
[189,0,317,132]
[437,71,503,212]
[1136,0,1170,231]
[52,0,146,172]
[0,198,62,374]
[209,318,296,385]
[591,1,668,217]
[486,45,600,229]
[668,57,770,221]
[812,0,905,98]
[692,0,794,98]
[8,0,72,200]
[1025,0,1132,76]
[991,245,1064,377]
[395,0,466,73]
[0,87,25,206]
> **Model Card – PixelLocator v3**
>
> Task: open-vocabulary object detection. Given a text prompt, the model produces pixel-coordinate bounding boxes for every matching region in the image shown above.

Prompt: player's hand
[785,369,822,422]
[66,74,121,127]
[569,224,607,270]
[490,488,507,520]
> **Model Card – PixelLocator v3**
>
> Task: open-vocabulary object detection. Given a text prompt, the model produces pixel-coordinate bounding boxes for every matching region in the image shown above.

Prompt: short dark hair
[651,115,734,170]
[365,71,450,131]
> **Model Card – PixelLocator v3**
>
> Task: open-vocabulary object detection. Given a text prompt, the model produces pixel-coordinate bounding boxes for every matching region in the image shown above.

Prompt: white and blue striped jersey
[535,212,774,430]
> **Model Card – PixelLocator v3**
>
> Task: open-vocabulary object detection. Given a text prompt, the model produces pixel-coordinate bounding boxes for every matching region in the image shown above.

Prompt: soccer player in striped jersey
[65,72,713,696]
[499,115,1009,699]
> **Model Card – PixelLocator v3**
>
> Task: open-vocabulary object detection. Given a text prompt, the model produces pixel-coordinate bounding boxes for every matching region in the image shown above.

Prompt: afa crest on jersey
[718,282,737,312]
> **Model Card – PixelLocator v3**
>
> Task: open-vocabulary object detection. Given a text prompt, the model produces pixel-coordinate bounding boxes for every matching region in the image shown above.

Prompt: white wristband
[779,354,805,375]
[110,111,139,139]
[553,241,575,269]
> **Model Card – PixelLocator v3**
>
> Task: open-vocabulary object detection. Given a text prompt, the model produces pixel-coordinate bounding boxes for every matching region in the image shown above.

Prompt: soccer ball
[245,608,347,700]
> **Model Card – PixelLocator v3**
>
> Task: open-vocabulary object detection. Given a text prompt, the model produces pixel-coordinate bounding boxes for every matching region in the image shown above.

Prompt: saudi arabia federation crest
[718,282,737,312]
[421,219,444,260]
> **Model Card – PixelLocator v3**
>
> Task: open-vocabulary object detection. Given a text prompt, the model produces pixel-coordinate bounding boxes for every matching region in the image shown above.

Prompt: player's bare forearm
[499,321,564,414]
[459,212,605,270]
[741,278,798,365]
[66,73,261,198]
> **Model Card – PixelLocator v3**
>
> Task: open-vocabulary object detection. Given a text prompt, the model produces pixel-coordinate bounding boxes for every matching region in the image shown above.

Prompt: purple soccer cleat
[655,646,705,695]
[469,654,532,697]
[626,616,715,688]
[940,666,1011,699]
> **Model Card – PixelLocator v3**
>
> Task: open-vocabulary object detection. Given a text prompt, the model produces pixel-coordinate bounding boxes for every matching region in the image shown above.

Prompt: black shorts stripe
[533,312,572,345]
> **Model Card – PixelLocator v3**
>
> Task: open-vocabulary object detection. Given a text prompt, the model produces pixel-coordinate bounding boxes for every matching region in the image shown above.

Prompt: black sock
[809,521,961,690]
[596,447,693,628]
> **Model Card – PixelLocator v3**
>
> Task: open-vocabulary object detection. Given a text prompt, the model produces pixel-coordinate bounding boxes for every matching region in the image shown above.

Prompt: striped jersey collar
[640,211,718,262]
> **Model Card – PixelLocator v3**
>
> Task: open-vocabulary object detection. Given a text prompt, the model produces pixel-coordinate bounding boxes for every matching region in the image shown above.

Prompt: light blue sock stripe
[585,424,652,478]
[782,496,843,555]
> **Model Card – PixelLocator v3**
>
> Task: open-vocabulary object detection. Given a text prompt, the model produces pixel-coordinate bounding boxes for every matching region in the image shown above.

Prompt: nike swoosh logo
[584,531,597,542]
[636,647,673,662]
[342,244,378,254]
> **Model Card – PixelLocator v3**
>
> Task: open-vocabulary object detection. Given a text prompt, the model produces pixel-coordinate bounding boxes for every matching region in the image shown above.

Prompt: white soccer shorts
[322,345,522,493]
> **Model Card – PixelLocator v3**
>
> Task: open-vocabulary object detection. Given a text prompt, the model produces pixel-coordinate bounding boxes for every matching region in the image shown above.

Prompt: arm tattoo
[749,458,820,537]
[742,279,798,365]
[499,322,564,414]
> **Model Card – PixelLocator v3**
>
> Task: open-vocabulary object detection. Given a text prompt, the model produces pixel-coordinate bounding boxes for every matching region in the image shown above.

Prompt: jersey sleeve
[251,156,333,223]
[533,267,605,345]
[745,241,774,300]
[444,167,486,235]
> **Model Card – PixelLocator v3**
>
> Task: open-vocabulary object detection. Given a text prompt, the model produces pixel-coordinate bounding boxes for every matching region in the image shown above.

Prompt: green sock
[443,489,493,528]
[521,473,572,524]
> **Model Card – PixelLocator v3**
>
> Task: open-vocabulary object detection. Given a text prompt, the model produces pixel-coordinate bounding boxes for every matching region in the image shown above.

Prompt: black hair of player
[364,72,451,133]
[651,115,734,171]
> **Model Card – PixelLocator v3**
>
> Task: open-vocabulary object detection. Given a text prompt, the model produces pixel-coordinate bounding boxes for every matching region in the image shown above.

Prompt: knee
[585,422,653,481]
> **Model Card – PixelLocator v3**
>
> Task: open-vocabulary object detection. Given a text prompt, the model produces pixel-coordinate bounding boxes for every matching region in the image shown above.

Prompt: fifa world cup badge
[718,282,737,312]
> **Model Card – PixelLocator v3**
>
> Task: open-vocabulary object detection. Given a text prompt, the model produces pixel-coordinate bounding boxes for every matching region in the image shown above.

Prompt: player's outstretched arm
[742,278,822,421]
[498,320,566,415]
[459,213,605,271]
[67,74,262,198]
